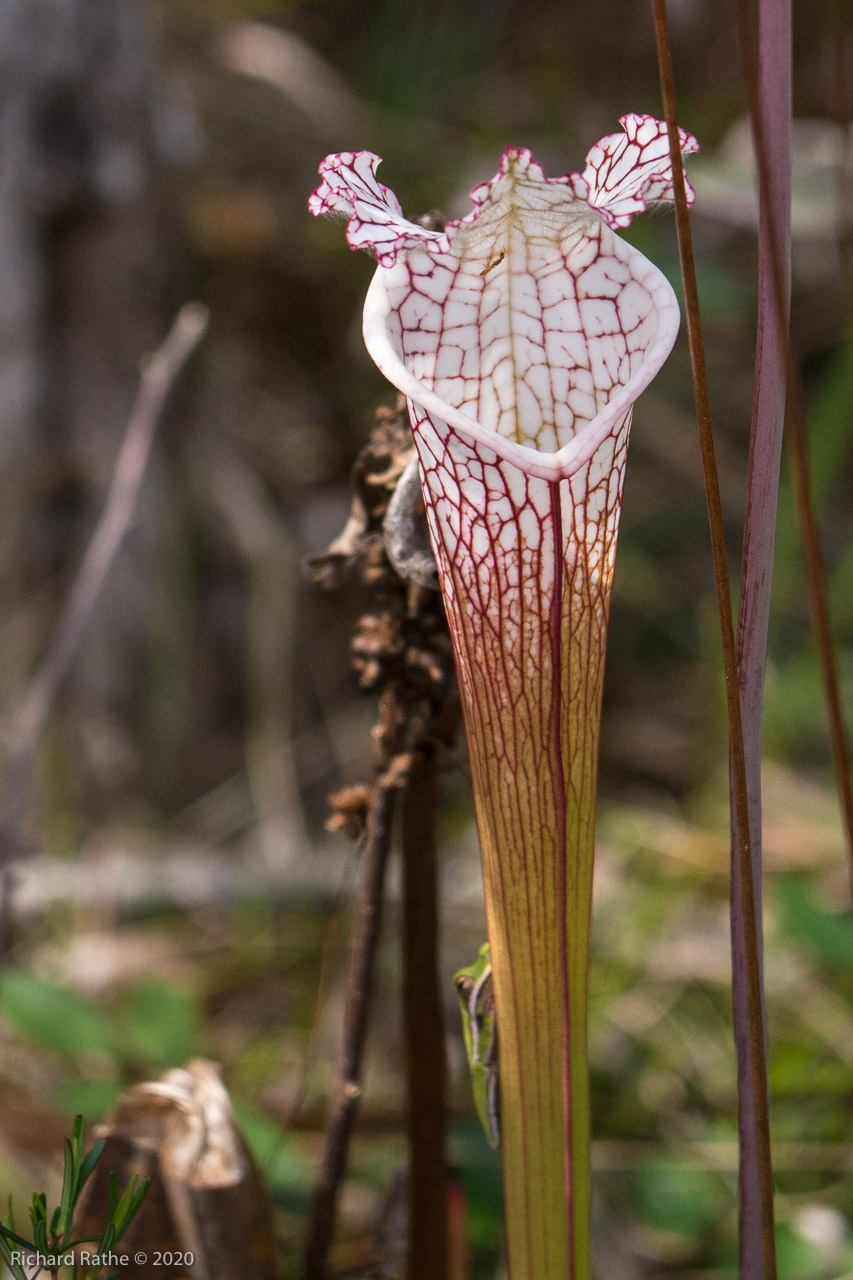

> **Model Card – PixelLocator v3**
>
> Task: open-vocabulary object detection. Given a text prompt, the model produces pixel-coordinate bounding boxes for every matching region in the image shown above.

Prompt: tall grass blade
[651,3,778,1276]
[813,0,853,891]
[728,0,791,1272]
[735,0,853,897]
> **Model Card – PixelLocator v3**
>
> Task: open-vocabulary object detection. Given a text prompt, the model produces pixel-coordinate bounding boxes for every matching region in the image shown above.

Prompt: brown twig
[650,5,779,1276]
[0,302,208,956]
[303,777,398,1280]
[402,756,449,1280]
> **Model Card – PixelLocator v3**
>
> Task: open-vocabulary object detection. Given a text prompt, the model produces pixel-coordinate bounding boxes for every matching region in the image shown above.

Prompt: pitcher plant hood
[309,113,696,480]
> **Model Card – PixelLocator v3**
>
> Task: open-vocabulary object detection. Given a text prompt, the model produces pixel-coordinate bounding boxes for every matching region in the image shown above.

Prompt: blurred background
[0,0,852,1276]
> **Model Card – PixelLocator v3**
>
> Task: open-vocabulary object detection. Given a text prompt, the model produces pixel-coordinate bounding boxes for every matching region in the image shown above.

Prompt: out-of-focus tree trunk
[0,0,186,803]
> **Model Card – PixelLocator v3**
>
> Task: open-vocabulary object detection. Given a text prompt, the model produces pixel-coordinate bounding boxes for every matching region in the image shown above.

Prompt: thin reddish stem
[729,0,790,1272]
[733,0,853,894]
[651,4,778,1276]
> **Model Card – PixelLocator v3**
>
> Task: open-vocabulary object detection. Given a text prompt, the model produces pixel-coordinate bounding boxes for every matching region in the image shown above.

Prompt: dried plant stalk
[74,1060,277,1280]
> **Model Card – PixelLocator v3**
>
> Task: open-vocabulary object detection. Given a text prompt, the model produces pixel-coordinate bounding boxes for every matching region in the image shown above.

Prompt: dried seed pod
[74,1060,277,1280]
[326,784,371,839]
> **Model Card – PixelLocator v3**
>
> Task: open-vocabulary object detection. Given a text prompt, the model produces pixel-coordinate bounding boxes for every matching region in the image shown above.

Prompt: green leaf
[121,977,202,1067]
[628,1164,728,1239]
[57,1130,105,1247]
[130,1179,150,1214]
[775,878,853,969]
[230,1100,312,1206]
[77,1138,106,1197]
[118,1180,150,1240]
[59,1137,76,1236]
[775,1219,824,1280]
[0,1230,30,1280]
[99,1221,117,1254]
[110,1174,150,1240]
[29,1192,47,1231]
[0,973,114,1057]
[0,1222,35,1250]
[33,1216,48,1254]
[54,1079,121,1121]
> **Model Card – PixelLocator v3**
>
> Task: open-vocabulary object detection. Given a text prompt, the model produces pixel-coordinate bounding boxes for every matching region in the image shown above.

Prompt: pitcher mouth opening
[362,246,681,484]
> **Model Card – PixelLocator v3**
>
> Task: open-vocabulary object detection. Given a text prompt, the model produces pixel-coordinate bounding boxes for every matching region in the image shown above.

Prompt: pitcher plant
[310,113,697,1279]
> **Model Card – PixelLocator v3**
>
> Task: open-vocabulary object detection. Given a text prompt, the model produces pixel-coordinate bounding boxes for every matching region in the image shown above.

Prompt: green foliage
[774,341,853,609]
[775,878,853,970]
[0,1117,148,1280]
[231,1100,312,1208]
[450,1119,504,1267]
[54,1081,124,1123]
[0,975,114,1058]
[120,977,202,1068]
[0,972,202,1075]
[626,1163,730,1240]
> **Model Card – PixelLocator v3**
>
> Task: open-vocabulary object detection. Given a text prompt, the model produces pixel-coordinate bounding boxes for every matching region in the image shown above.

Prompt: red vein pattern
[310,117,696,1279]
[412,404,629,1276]
[582,112,698,228]
[393,221,664,456]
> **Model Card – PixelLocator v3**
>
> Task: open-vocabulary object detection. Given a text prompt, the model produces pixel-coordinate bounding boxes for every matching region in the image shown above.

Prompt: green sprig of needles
[0,1116,149,1280]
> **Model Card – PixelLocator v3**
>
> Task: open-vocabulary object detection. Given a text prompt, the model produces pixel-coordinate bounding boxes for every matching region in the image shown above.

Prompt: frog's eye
[455,973,475,999]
